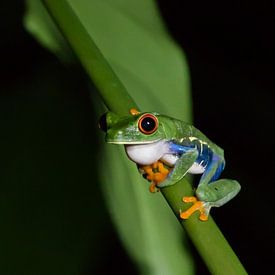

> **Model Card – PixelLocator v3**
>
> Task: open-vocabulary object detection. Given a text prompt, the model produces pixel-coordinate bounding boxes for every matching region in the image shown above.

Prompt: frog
[99,108,241,221]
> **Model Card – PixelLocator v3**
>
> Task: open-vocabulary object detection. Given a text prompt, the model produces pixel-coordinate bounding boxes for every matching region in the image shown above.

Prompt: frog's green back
[160,115,224,157]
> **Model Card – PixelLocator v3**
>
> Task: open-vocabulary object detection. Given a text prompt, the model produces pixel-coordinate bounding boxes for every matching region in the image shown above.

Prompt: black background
[1,1,274,274]
[158,1,274,274]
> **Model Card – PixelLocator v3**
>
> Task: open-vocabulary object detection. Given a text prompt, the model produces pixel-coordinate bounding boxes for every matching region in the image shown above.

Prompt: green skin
[103,111,241,219]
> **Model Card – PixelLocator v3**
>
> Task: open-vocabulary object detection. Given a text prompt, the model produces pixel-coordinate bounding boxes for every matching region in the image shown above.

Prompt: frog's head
[99,110,168,144]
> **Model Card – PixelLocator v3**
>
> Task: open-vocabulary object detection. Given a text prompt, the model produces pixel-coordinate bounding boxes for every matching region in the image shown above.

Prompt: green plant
[25,0,247,274]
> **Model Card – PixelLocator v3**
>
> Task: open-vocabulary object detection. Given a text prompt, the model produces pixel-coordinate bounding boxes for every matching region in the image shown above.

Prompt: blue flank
[169,141,225,183]
[210,155,225,182]
[195,142,213,170]
[201,154,225,182]
[168,142,195,154]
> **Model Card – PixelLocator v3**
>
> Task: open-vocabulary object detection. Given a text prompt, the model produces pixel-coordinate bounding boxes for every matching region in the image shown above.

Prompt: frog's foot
[139,164,160,193]
[139,161,171,193]
[180,196,210,221]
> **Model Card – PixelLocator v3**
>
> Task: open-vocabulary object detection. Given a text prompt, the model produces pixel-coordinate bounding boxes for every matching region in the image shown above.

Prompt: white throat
[125,140,169,165]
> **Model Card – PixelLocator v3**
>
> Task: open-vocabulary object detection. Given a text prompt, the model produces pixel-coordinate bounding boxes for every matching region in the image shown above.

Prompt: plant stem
[42,0,137,116]
[162,179,246,274]
[42,0,247,274]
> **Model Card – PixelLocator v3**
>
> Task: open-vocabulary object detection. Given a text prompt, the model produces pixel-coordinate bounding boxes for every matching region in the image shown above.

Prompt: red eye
[138,114,158,134]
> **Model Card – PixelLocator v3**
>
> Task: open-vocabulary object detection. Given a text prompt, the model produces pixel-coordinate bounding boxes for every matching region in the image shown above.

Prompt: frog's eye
[98,113,107,132]
[138,114,158,134]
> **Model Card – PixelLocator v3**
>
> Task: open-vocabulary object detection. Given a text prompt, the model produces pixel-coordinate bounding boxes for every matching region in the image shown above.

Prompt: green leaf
[24,0,194,274]
[24,0,73,61]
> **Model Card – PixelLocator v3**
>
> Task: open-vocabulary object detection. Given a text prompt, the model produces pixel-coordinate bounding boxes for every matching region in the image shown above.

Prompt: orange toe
[182,196,198,203]
[180,197,209,221]
[149,182,159,193]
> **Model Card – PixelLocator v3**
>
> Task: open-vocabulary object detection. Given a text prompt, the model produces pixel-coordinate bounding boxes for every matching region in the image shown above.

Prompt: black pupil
[141,117,156,132]
[98,113,107,132]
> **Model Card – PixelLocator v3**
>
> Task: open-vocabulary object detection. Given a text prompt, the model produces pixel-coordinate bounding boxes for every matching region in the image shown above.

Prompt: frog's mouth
[107,139,160,145]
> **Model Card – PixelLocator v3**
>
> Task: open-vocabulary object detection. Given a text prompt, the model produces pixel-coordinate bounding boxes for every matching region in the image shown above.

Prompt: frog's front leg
[157,149,198,188]
[181,155,241,221]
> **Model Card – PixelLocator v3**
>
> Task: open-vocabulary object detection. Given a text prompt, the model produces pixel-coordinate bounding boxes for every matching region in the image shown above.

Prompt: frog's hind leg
[181,155,241,221]
[181,179,241,221]
[196,154,240,208]
[196,179,241,208]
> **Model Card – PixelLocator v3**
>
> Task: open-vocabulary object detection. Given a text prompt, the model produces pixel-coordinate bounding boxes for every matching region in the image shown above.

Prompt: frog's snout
[99,111,122,133]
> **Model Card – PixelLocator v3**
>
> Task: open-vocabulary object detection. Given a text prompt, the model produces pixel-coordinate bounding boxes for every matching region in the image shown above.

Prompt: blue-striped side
[169,140,225,183]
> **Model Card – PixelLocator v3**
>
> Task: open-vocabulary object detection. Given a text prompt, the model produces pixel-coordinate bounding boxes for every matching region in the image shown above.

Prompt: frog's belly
[188,162,205,174]
[161,154,178,166]
[125,142,206,174]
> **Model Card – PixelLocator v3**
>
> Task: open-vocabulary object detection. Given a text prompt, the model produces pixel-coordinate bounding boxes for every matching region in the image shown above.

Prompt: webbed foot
[180,179,241,221]
[180,196,210,221]
[139,161,171,193]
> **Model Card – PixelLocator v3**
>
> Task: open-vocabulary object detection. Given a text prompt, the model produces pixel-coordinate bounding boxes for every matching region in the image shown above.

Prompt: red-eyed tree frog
[99,109,241,221]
